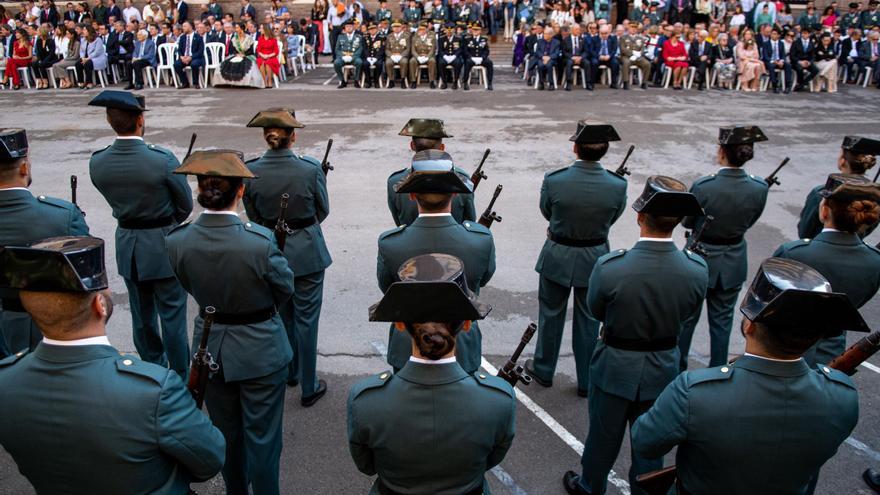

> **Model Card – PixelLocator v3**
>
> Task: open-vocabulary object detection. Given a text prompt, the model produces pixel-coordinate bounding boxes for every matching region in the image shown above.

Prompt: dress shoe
[564,83,571,91]
[586,83,594,90]
[388,80,395,88]
[524,359,552,387]
[547,84,555,91]
[640,82,647,89]
[337,81,347,89]
[864,468,880,493]
[301,379,327,407]
[622,82,629,90]
[784,86,791,94]
[773,86,780,94]
[526,77,533,86]
[452,81,459,90]
[286,378,300,388]
[134,84,144,90]
[429,81,436,89]
[409,81,417,89]
[353,80,361,88]
[538,82,545,90]
[487,84,493,90]
[563,471,590,495]
[178,84,190,89]
[365,80,372,88]
[124,83,135,90]
[463,82,470,90]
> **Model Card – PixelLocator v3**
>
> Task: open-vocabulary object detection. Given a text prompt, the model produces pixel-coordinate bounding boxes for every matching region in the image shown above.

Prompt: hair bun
[849,200,880,227]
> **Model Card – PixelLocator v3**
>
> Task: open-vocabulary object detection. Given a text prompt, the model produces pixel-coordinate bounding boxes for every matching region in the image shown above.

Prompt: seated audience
[130,28,155,89]
[736,29,765,91]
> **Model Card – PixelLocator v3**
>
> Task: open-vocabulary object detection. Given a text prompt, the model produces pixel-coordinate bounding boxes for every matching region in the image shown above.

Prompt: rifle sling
[547,230,606,248]
[263,217,317,232]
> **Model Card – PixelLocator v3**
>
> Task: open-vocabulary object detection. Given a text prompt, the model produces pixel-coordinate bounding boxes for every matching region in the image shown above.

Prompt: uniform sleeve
[539,179,552,221]
[586,263,607,321]
[797,189,821,239]
[347,398,376,475]
[745,185,769,229]
[377,239,394,293]
[481,237,496,287]
[265,241,295,307]
[155,371,226,481]
[387,181,402,227]
[610,184,627,224]
[315,167,330,223]
[68,207,90,236]
[486,395,516,469]
[681,183,700,230]
[241,180,263,226]
[631,373,690,459]
[165,154,194,224]
[462,194,477,223]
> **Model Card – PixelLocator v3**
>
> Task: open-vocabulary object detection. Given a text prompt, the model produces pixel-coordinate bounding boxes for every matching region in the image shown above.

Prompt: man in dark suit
[762,26,792,93]
[839,28,866,83]
[173,20,205,88]
[562,23,591,91]
[205,20,221,43]
[40,0,59,26]
[790,27,819,91]
[131,30,157,89]
[239,0,256,21]
[106,20,134,84]
[523,23,541,82]
[175,0,188,23]
[217,21,234,56]
[688,28,711,89]
[63,2,77,22]
[534,26,561,90]
[667,0,691,24]
[590,25,619,88]
[106,0,122,22]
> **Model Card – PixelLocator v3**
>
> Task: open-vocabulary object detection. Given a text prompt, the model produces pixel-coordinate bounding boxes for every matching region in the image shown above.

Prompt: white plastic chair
[571,66,587,88]
[533,67,558,89]
[857,66,874,88]
[156,42,178,87]
[204,42,225,84]
[597,64,612,87]
[17,67,33,88]
[467,65,488,89]
[628,65,641,86]
[292,35,307,73]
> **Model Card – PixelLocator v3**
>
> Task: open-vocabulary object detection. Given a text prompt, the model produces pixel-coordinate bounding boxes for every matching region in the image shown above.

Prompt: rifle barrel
[185,133,197,160]
[615,145,635,176]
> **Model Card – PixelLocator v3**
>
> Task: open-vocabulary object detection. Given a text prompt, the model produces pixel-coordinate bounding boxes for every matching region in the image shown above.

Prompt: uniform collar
[717,167,747,176]
[633,239,678,251]
[412,214,458,227]
[733,354,812,377]
[33,341,121,363]
[43,335,112,347]
[195,212,243,226]
[571,160,604,170]
[814,229,862,245]
[418,212,452,217]
[637,236,675,242]
[409,355,457,365]
[112,137,146,148]
[396,359,470,385]
[0,189,34,202]
[115,135,144,141]
[262,148,294,158]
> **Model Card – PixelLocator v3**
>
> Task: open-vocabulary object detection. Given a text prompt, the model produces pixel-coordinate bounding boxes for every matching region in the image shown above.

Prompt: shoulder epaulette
[605,169,627,182]
[36,195,74,210]
[782,238,812,253]
[0,349,29,368]
[115,355,167,384]
[545,166,568,178]
[817,364,856,389]
[472,372,514,397]
[298,155,321,169]
[379,224,407,240]
[91,145,111,157]
[598,249,627,265]
[684,249,708,267]
[692,174,716,186]
[686,364,735,386]
[245,156,260,164]
[242,221,273,240]
[167,221,191,235]
[388,168,408,181]
[145,143,174,156]
[350,371,394,399]
[747,173,769,187]
[462,220,491,235]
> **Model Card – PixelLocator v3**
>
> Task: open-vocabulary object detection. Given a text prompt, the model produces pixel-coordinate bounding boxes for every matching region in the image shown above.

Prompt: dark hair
[575,142,610,161]
[720,143,754,167]
[414,193,453,212]
[106,108,141,134]
[751,321,820,358]
[411,137,442,152]
[263,128,293,150]
[843,150,877,174]
[197,176,242,209]
[405,321,462,360]
[643,213,682,233]
[827,198,880,234]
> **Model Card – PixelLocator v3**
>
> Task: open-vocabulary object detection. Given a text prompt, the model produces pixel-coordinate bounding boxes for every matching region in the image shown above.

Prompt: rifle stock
[614,145,635,177]
[764,157,790,187]
[685,215,714,258]
[496,323,538,387]
[274,194,290,251]
[187,306,217,409]
[470,148,490,191]
[321,139,334,176]
[478,185,503,228]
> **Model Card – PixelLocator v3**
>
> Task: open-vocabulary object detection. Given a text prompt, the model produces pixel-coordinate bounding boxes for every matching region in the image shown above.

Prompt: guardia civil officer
[386,118,477,226]
[242,109,332,406]
[0,236,225,494]
[631,257,867,495]
[165,151,295,495]
[678,125,769,370]
[461,21,494,90]
[526,122,627,397]
[0,128,88,358]
[563,176,708,495]
[349,253,515,494]
[797,136,880,240]
[774,174,880,367]
[88,90,192,378]
[378,150,495,374]
[438,22,464,89]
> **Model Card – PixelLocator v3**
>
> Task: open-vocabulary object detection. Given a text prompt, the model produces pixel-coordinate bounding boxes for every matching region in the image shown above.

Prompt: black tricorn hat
[817,173,880,202]
[841,135,880,155]
[369,253,492,322]
[394,150,473,194]
[0,237,108,293]
[569,120,621,144]
[740,258,869,337]
[632,175,704,217]
[88,90,148,112]
[0,128,28,161]
[718,125,768,145]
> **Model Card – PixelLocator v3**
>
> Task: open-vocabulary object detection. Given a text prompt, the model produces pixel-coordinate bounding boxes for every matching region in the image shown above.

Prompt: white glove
[633,50,642,59]
[367,56,377,65]
[471,56,482,64]
[391,54,402,63]
[443,55,456,64]
[342,55,353,63]
[630,54,638,61]
[417,55,429,64]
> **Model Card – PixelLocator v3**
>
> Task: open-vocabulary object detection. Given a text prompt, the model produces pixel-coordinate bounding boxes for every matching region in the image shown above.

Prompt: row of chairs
[339,62,490,89]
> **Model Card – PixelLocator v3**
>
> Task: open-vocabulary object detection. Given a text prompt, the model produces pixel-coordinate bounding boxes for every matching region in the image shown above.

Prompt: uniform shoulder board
[388,168,408,181]
[817,364,857,390]
[115,355,167,384]
[0,349,29,368]
[242,221,273,240]
[598,249,627,265]
[545,166,568,178]
[472,372,514,397]
[379,224,407,240]
[685,364,735,386]
[245,156,260,164]
[692,174,716,186]
[351,371,394,399]
[36,195,75,210]
[462,220,491,235]
[605,169,627,182]
[780,238,811,254]
[299,155,321,168]
[145,143,174,156]
[748,174,769,186]
[91,144,111,157]
[684,249,708,267]
[167,220,192,235]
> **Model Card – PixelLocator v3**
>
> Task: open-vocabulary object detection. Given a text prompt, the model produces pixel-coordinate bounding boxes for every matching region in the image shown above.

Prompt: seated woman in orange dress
[2,28,33,90]
[662,35,689,90]
[256,24,280,89]
[736,29,766,92]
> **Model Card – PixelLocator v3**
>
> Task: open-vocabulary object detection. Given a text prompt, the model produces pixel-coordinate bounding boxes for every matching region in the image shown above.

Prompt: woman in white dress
[212,21,265,88]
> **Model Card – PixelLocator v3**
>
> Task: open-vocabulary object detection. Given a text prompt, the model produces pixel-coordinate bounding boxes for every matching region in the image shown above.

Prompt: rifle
[873,166,879,183]
[614,145,635,177]
[684,215,714,259]
[478,185,503,229]
[70,175,85,217]
[274,193,290,252]
[185,133,197,161]
[497,323,538,388]
[637,327,880,495]
[470,148,490,191]
[187,306,218,409]
[764,157,790,187]
[321,139,334,176]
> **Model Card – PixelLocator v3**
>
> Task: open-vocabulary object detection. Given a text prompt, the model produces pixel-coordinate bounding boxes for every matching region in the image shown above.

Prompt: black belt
[200,306,276,325]
[1,298,26,313]
[261,217,317,232]
[377,480,482,495]
[602,334,677,352]
[701,234,744,246]
[547,230,606,248]
[118,216,175,230]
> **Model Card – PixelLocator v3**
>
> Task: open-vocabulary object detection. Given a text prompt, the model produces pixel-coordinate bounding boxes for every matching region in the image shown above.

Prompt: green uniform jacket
[243,148,332,276]
[683,168,768,290]
[587,241,708,401]
[377,215,495,372]
[335,32,364,59]
[0,344,225,494]
[90,138,193,281]
[535,161,628,288]
[797,181,878,240]
[386,167,476,226]
[631,356,859,495]
[347,361,516,495]
[165,214,295,382]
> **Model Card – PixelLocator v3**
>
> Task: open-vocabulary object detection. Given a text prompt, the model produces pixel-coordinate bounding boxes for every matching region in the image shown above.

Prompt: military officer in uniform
[375,0,393,23]
[349,253,515,494]
[242,109,332,406]
[0,236,225,493]
[841,2,863,30]
[678,125,770,371]
[438,22,463,89]
[774,174,880,367]
[378,150,494,374]
[526,122,628,397]
[409,21,438,88]
[563,176,708,495]
[166,150,295,495]
[0,128,89,358]
[619,22,650,89]
[384,20,411,88]
[462,21,494,90]
[363,22,386,88]
[862,0,880,30]
[798,136,879,240]
[403,0,422,30]
[386,118,476,226]
[632,257,867,495]
[88,90,192,379]
[430,0,449,30]
[334,19,364,88]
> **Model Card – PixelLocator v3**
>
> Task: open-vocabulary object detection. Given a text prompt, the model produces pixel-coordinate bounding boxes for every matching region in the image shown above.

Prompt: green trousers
[123,276,190,379]
[677,285,740,371]
[280,270,325,398]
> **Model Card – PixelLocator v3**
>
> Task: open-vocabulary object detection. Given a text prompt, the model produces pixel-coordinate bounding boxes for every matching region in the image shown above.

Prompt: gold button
[479,373,487,379]
[379,372,389,380]
[15,351,23,357]
[823,366,831,373]
[122,359,133,366]
[720,366,729,373]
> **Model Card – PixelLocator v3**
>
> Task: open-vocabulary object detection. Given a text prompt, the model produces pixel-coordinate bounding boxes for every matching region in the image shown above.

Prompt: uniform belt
[701,234,744,245]
[118,216,175,230]
[200,306,276,325]
[261,217,317,232]
[1,298,26,313]
[602,334,677,352]
[547,230,606,248]
[377,479,482,495]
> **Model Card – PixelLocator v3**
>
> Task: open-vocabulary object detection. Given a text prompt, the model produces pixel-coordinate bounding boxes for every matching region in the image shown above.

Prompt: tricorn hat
[0,128,28,161]
[718,125,768,145]
[369,253,492,322]
[841,135,880,155]
[246,108,305,129]
[174,150,257,178]
[391,18,404,26]
[817,173,880,202]
[398,118,453,139]
[740,258,869,337]
[632,175,704,217]
[0,236,108,293]
[88,90,148,112]
[568,120,621,144]
[394,150,473,194]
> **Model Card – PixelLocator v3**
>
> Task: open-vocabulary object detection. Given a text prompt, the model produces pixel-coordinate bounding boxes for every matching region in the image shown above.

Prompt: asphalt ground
[1,65,879,495]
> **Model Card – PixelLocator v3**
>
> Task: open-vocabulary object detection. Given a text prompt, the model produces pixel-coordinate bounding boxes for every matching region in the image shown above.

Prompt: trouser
[384,56,409,82]
[32,59,55,79]
[535,59,556,84]
[333,57,363,82]
[206,366,287,495]
[109,54,131,81]
[463,58,494,84]
[592,58,619,86]
[678,285,740,371]
[74,59,94,84]
[364,61,384,84]
[388,320,482,374]
[4,59,31,85]
[578,386,662,495]
[533,276,599,391]
[872,59,880,84]
[765,60,793,88]
[329,25,342,60]
[842,58,866,81]
[123,275,190,378]
[439,59,462,83]
[620,57,649,85]
[408,57,436,83]
[794,61,819,85]
[691,59,709,84]
[132,59,152,86]
[565,59,592,85]
[651,58,664,84]
[0,308,40,359]
[281,270,325,398]
[803,332,846,368]
[173,59,205,86]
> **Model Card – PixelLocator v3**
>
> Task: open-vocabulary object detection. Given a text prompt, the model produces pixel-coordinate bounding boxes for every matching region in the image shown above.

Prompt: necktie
[573,36,578,52]
[185,34,190,56]
[699,43,703,56]
[226,37,231,53]
[139,42,144,58]
[773,43,778,60]
[602,39,607,55]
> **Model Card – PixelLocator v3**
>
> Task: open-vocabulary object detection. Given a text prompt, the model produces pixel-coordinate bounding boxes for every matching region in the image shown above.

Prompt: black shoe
[388,80,395,88]
[365,80,372,88]
[487,84,493,90]
[586,83,594,91]
[565,83,572,91]
[622,82,629,90]
[640,82,647,89]
[178,84,190,89]
[773,86,780,94]
[526,77,533,86]
[353,80,361,88]
[430,81,436,89]
[577,388,589,398]
[524,359,552,387]
[301,379,327,407]
[337,81,347,89]
[794,83,806,92]
[864,469,880,493]
[124,83,135,90]
[134,84,144,90]
[547,84,555,91]
[538,82,545,90]
[452,81,459,90]
[409,81,417,89]
[286,378,300,387]
[697,83,704,90]
[400,81,408,89]
[563,471,589,495]
[463,83,470,90]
